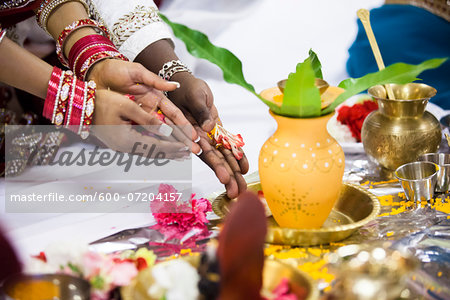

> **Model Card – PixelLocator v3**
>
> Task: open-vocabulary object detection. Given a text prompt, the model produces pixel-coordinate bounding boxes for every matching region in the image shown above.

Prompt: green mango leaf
[160,13,282,112]
[160,14,254,92]
[322,58,447,115]
[306,49,323,79]
[282,59,321,117]
[161,14,446,118]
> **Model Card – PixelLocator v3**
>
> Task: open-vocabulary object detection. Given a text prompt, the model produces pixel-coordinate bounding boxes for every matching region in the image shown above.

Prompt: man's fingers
[197,135,231,185]
[238,153,250,174]
[219,147,248,196]
[219,147,241,173]
[234,171,248,195]
[224,179,239,199]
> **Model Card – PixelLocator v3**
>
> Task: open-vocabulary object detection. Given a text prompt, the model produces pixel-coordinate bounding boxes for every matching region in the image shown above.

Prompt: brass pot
[361,83,441,170]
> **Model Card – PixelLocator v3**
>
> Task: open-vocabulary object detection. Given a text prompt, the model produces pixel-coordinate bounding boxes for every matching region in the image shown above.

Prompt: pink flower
[108,261,138,286]
[151,185,212,232]
[83,252,108,278]
[149,185,213,244]
[270,278,303,300]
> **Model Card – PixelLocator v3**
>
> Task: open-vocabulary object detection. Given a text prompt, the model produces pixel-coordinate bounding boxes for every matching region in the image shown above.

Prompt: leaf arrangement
[160,14,447,118]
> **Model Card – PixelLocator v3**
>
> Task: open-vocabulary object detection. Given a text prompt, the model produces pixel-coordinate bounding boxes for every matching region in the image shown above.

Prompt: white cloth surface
[1,0,388,264]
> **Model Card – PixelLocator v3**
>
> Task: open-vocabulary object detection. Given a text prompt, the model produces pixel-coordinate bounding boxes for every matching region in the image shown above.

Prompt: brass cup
[418,153,450,193]
[277,78,329,94]
[1,273,91,300]
[368,83,437,118]
[394,161,439,202]
[362,83,441,170]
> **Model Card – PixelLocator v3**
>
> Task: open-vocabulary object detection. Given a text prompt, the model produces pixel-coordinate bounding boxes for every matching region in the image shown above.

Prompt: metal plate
[212,182,380,246]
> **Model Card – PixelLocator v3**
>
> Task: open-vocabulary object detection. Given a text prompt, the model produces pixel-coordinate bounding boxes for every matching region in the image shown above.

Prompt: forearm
[45,1,96,58]
[0,37,52,99]
[134,39,178,74]
[134,39,193,85]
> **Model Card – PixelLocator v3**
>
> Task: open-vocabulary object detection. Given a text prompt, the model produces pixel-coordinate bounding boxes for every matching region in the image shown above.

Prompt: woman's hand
[134,88,201,155]
[168,72,219,133]
[87,59,179,96]
[90,89,190,158]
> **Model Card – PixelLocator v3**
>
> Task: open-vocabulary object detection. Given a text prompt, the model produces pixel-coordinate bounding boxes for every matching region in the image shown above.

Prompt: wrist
[86,58,105,83]
[170,71,194,85]
[135,39,177,73]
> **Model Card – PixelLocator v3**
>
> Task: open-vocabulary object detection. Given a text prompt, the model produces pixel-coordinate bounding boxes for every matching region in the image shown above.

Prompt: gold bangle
[36,0,89,35]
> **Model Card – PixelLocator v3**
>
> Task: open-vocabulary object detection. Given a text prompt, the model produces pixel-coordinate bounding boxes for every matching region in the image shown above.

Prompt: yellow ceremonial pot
[259,89,345,229]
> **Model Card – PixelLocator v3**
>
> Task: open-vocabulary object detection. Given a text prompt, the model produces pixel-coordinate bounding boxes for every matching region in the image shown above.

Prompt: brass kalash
[361,83,441,171]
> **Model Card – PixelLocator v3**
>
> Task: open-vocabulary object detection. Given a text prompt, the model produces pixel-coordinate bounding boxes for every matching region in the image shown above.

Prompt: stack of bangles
[43,67,96,139]
[0,25,6,44]
[57,19,128,79]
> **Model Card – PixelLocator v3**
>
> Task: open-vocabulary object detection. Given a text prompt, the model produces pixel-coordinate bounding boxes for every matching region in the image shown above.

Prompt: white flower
[327,115,357,143]
[44,241,89,271]
[148,259,200,300]
[25,258,58,274]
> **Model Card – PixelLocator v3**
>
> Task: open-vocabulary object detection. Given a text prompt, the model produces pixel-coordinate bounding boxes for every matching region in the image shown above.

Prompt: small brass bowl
[277,78,329,94]
[262,259,319,300]
[1,273,90,300]
[212,182,380,246]
[418,153,450,193]
[394,161,439,202]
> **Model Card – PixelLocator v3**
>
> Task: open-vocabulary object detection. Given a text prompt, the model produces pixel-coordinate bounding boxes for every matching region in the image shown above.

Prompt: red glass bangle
[66,78,85,128]
[79,81,96,139]
[64,75,78,127]
[68,34,114,60]
[78,50,128,80]
[53,71,74,126]
[68,34,115,70]
[74,45,118,78]
[56,19,110,67]
[43,67,62,120]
